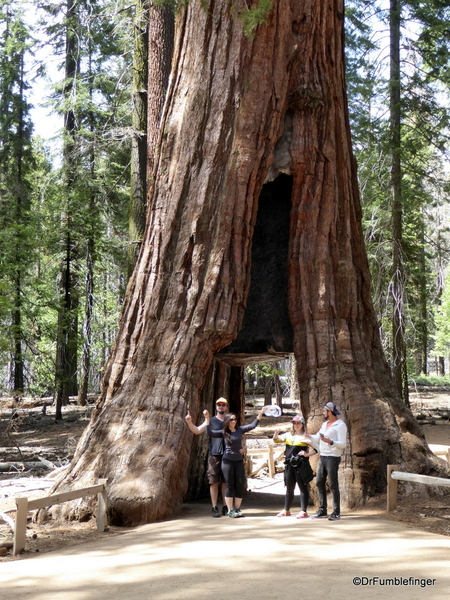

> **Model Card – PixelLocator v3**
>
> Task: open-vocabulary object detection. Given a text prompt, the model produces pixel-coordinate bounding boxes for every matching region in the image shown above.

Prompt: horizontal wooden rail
[246,446,285,478]
[387,465,450,513]
[390,470,450,486]
[13,479,107,556]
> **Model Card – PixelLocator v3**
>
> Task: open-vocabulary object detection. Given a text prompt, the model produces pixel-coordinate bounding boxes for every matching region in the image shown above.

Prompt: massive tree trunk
[51,0,447,525]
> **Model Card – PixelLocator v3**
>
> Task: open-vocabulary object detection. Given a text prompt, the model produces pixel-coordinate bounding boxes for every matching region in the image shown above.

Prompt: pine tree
[346,0,450,383]
[35,0,131,411]
[0,0,35,396]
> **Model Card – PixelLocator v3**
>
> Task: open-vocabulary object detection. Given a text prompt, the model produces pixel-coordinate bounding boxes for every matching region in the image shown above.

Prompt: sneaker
[296,511,309,519]
[228,509,238,518]
[328,512,340,521]
[310,509,328,519]
[212,506,220,518]
[234,508,243,517]
[222,505,228,516]
[277,510,291,517]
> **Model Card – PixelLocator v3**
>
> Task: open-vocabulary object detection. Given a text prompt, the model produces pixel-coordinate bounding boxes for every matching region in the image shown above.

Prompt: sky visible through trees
[1,0,450,402]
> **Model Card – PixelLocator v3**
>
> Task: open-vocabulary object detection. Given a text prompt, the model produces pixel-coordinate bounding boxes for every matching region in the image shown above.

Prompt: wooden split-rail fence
[9,443,450,555]
[387,463,450,513]
[13,479,107,556]
[246,446,285,478]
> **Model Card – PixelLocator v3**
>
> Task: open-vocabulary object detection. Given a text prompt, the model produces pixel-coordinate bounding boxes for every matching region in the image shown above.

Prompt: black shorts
[207,454,224,485]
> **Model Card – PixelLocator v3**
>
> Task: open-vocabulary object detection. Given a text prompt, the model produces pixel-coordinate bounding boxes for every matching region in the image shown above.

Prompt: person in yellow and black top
[273,415,319,519]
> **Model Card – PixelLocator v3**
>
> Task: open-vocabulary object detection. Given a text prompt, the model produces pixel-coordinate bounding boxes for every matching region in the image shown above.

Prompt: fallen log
[0,461,51,473]
[0,511,15,531]
[47,464,69,479]
[36,455,57,470]
[0,542,14,550]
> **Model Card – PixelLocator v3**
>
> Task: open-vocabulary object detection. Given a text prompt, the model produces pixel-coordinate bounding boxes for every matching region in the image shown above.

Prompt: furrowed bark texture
[52,0,448,526]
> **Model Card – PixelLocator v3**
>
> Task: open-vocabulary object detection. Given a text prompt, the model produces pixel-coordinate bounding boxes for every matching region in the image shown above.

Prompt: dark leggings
[221,458,246,498]
[284,464,310,512]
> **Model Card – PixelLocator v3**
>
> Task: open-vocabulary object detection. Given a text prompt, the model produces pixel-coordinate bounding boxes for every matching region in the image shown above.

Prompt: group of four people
[185,398,347,521]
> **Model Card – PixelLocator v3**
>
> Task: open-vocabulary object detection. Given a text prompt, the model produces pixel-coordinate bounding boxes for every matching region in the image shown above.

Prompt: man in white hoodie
[309,401,347,521]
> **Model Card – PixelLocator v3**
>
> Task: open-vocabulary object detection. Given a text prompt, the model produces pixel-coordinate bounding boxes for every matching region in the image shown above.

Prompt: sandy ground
[1,492,450,600]
[1,388,450,572]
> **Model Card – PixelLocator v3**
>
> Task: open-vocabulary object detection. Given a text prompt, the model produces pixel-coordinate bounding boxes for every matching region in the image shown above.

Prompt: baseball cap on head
[216,397,228,405]
[292,415,305,424]
[324,401,340,415]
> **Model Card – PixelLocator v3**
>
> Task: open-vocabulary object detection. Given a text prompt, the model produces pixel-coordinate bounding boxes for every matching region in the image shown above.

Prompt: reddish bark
[51,0,448,526]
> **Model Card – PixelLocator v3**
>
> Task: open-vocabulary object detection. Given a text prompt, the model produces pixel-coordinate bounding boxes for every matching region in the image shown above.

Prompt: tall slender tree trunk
[390,0,409,405]
[55,0,80,419]
[128,0,150,277]
[128,1,175,278]
[417,220,428,375]
[79,48,97,407]
[146,2,174,183]
[274,366,282,409]
[50,0,446,526]
[12,49,26,397]
[435,228,445,376]
[79,244,94,405]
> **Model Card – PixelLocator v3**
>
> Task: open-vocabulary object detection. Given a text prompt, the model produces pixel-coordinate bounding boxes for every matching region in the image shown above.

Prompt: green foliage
[246,361,284,378]
[408,373,450,387]
[346,0,450,376]
[153,0,191,10]
[153,0,272,37]
[0,0,131,396]
[237,0,272,37]
[433,273,450,358]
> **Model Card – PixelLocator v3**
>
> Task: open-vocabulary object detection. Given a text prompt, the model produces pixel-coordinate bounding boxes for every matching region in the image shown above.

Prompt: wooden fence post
[97,479,108,532]
[268,446,275,478]
[387,464,398,513]
[13,497,28,556]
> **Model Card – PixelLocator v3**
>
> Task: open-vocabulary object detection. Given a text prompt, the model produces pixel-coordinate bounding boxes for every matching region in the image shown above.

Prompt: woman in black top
[205,405,269,518]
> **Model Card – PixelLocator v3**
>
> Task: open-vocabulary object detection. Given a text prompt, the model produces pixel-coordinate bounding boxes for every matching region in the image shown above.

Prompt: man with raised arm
[185,397,228,517]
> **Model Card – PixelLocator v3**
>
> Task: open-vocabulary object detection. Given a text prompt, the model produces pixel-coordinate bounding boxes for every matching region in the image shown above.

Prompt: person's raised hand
[185,411,192,422]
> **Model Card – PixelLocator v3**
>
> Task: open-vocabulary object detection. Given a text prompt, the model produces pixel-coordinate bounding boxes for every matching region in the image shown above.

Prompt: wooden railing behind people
[386,465,450,513]
[13,479,107,556]
[246,447,285,478]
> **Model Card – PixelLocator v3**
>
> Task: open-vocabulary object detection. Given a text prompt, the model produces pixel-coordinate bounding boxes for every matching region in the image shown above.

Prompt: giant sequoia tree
[52,0,447,525]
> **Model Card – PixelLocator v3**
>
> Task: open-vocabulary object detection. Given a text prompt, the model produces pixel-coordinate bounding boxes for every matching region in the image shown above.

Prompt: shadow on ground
[2,491,450,600]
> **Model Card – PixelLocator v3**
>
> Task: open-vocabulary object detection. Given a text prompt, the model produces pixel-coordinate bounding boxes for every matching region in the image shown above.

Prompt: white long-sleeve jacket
[309,419,347,457]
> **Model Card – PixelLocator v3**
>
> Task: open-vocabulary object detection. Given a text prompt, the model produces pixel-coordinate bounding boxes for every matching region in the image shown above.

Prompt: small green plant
[153,0,273,36]
[239,0,272,37]
[409,374,450,388]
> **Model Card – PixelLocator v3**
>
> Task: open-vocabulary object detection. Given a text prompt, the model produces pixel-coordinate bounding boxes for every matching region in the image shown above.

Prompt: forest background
[2,0,450,411]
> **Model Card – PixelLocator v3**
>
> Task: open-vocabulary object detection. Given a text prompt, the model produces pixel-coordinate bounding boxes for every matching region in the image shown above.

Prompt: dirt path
[1,493,449,600]
[2,390,450,563]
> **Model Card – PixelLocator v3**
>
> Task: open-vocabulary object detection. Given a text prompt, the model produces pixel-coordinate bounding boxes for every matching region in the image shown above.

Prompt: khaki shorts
[207,454,224,485]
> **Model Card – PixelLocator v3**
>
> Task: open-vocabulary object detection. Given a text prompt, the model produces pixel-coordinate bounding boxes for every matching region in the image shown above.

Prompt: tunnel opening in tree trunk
[218,173,293,365]
[186,175,294,501]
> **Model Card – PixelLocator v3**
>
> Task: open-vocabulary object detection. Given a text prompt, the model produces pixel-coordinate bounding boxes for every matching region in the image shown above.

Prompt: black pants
[316,456,341,514]
[221,458,245,498]
[284,464,310,512]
